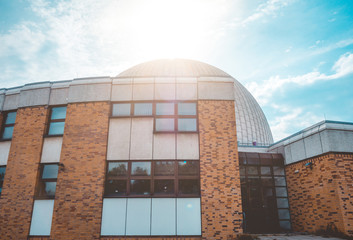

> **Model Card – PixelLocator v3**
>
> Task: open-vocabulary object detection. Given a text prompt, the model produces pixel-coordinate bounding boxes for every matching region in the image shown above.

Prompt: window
[111,101,197,132]
[36,164,59,199]
[1,111,16,140]
[48,106,67,135]
[0,166,5,196]
[104,160,199,197]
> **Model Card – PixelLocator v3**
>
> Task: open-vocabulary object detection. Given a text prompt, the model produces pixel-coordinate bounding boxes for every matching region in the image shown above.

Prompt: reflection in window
[178,161,199,176]
[105,180,127,196]
[154,161,174,176]
[155,118,174,132]
[179,179,199,195]
[108,162,128,177]
[112,103,131,116]
[131,162,151,176]
[36,164,59,198]
[2,111,16,139]
[130,180,151,195]
[154,180,174,195]
[178,118,197,131]
[0,166,6,196]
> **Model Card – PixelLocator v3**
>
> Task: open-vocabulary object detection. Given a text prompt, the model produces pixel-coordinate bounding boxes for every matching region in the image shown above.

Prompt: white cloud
[247,52,353,105]
[242,0,292,25]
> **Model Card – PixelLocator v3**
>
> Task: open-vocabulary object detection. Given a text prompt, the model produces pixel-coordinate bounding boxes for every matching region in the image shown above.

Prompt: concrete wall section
[177,133,199,160]
[130,118,153,160]
[153,133,176,159]
[0,141,11,165]
[19,87,50,107]
[3,89,20,111]
[107,118,131,160]
[198,82,234,100]
[49,82,70,105]
[41,137,63,163]
[68,83,111,103]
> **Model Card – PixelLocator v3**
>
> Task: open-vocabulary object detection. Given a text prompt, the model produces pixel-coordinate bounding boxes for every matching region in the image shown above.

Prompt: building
[0,59,351,239]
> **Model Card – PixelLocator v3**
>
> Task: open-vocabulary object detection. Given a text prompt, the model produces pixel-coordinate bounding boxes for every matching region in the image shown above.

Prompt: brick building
[0,59,351,239]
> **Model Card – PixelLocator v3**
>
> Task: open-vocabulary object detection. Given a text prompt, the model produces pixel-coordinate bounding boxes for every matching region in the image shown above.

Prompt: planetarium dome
[117,59,274,145]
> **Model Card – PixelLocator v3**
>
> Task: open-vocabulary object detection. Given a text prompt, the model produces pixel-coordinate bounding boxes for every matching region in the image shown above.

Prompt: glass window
[112,103,131,116]
[154,180,174,195]
[261,166,271,175]
[247,166,258,175]
[156,103,174,115]
[276,187,288,197]
[279,220,291,230]
[151,198,176,235]
[176,198,201,235]
[274,177,286,186]
[130,179,151,195]
[0,166,5,196]
[178,103,196,115]
[2,111,16,139]
[108,162,128,177]
[126,198,151,235]
[105,180,127,196]
[178,179,199,194]
[178,161,199,176]
[134,103,152,116]
[154,161,174,176]
[273,166,285,175]
[48,107,67,135]
[277,198,289,208]
[51,107,66,120]
[131,162,151,176]
[278,209,290,219]
[37,164,59,198]
[261,176,274,186]
[29,200,55,236]
[155,118,174,132]
[178,118,197,131]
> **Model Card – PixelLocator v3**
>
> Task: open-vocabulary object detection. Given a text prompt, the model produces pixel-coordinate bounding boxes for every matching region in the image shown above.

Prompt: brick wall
[198,100,243,240]
[0,107,47,240]
[286,153,353,236]
[50,102,110,239]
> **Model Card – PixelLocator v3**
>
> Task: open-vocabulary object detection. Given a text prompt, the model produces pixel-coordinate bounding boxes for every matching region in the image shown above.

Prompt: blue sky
[0,0,352,141]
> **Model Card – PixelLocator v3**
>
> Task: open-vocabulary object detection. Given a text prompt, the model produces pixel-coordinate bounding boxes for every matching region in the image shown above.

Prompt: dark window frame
[104,160,200,198]
[35,163,59,200]
[1,111,17,141]
[46,105,67,137]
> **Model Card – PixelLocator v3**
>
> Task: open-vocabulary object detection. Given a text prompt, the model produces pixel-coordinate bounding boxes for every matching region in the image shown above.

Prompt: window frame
[104,160,200,198]
[46,105,67,137]
[35,163,59,200]
[1,111,17,141]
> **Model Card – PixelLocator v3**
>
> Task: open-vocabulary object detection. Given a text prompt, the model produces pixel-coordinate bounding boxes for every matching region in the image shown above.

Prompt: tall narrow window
[0,166,6,196]
[36,164,59,198]
[1,111,16,140]
[48,106,67,135]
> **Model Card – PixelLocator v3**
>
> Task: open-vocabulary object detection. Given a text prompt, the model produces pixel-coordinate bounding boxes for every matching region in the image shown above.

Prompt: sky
[0,0,352,142]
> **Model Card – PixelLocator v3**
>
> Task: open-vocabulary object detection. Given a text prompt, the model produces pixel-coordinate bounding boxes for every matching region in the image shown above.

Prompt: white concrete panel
[177,133,199,159]
[303,133,323,158]
[284,145,293,165]
[289,140,306,163]
[3,93,20,111]
[198,76,234,83]
[41,137,63,163]
[198,82,234,100]
[155,84,175,100]
[176,77,197,83]
[155,77,175,83]
[0,141,11,165]
[130,118,153,160]
[176,84,197,100]
[153,133,176,159]
[107,118,131,160]
[327,130,353,152]
[29,200,54,236]
[133,84,154,100]
[0,93,5,111]
[320,130,331,153]
[111,84,133,101]
[133,78,154,84]
[49,88,69,105]
[68,83,111,103]
[19,88,50,107]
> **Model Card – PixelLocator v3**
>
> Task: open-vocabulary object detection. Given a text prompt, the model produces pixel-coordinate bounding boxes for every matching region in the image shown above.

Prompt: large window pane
[178,161,199,176]
[42,165,59,179]
[155,118,174,131]
[112,103,131,116]
[5,112,16,124]
[108,162,128,177]
[274,177,286,186]
[154,180,174,195]
[273,166,285,175]
[105,180,127,196]
[261,166,271,175]
[278,209,290,219]
[178,118,197,131]
[154,161,174,176]
[2,126,14,139]
[38,182,57,197]
[131,162,151,176]
[247,166,258,175]
[261,176,274,186]
[276,187,288,197]
[156,103,174,115]
[179,179,199,195]
[0,167,5,181]
[48,122,65,135]
[151,198,176,235]
[101,198,127,235]
[29,200,54,236]
[130,180,150,195]
[178,103,196,115]
[279,220,291,230]
[126,198,151,235]
[177,198,201,235]
[277,198,289,208]
[134,103,152,116]
[51,107,67,120]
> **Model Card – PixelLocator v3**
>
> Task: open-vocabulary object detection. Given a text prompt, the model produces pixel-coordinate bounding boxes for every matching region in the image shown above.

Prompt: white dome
[117,59,273,145]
